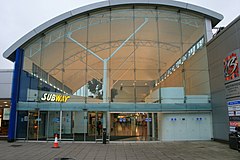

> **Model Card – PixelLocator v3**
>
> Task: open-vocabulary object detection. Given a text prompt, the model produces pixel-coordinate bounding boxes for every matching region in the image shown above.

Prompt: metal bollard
[102,128,107,144]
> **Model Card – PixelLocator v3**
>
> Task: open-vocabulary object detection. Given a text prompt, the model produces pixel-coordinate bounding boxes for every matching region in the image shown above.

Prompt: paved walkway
[0,141,239,160]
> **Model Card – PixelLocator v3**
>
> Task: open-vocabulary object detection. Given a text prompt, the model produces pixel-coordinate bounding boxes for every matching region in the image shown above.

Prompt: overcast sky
[0,0,239,69]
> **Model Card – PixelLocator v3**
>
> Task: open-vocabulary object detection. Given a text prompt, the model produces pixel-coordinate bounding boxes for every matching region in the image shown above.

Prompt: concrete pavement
[0,141,239,160]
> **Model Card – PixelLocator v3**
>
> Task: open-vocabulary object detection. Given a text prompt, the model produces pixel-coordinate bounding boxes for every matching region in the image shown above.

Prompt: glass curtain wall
[20,6,206,106]
[110,8,135,103]
[19,5,207,141]
[135,7,158,103]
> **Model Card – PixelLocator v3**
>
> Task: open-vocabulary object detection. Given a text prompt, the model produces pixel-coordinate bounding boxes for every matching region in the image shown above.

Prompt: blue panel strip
[8,48,24,142]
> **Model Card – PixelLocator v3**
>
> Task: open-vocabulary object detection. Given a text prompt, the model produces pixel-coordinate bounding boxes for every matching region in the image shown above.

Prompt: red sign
[224,52,239,81]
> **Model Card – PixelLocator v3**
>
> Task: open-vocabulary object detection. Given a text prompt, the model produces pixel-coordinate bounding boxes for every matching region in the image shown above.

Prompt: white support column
[205,18,213,43]
[152,113,155,138]
[157,113,161,141]
[107,112,111,139]
[103,112,107,129]
[59,110,62,140]
[147,113,150,136]
[103,59,108,103]
[83,109,88,141]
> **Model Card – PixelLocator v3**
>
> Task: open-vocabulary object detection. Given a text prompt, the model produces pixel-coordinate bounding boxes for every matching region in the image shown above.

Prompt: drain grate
[197,146,205,148]
[54,158,75,160]
[10,144,22,147]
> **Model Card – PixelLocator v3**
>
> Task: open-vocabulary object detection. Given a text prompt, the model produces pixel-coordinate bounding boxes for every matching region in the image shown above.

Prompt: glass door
[110,113,150,141]
[47,111,60,140]
[72,111,84,141]
[61,111,74,140]
[38,111,47,140]
[86,111,96,141]
[28,111,39,140]
[96,112,103,140]
[16,111,28,139]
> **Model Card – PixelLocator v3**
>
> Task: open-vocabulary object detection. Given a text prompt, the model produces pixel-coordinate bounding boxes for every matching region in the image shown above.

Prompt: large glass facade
[16,5,211,141]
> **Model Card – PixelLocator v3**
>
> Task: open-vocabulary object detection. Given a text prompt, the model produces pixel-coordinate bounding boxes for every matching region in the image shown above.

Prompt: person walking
[97,121,102,136]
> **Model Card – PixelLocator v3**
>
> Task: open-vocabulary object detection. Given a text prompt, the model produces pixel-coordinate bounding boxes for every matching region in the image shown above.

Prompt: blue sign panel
[145,118,152,122]
[228,100,240,106]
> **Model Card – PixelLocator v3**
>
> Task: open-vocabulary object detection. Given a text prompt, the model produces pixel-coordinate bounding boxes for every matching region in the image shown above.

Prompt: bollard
[102,128,107,144]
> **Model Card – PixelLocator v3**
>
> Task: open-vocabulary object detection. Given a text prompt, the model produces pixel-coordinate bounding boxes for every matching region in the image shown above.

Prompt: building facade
[3,0,223,142]
[207,15,240,141]
[0,70,12,139]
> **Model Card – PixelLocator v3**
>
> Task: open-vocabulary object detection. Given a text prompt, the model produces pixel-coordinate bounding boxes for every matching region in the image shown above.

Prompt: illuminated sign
[41,93,70,102]
[3,108,10,120]
[224,52,239,81]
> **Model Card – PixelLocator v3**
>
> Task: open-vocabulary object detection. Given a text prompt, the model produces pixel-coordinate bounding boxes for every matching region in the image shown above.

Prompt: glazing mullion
[108,8,112,139]
[85,14,89,104]
[26,111,30,141]
[46,111,49,140]
[156,7,161,105]
[178,11,187,105]
[133,6,137,105]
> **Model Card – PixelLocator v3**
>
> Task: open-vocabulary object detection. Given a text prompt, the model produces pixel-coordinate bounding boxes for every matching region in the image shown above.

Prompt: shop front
[0,100,10,138]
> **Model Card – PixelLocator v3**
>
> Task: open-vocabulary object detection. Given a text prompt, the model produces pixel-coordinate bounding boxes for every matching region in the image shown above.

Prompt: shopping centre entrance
[16,110,159,141]
[110,113,158,141]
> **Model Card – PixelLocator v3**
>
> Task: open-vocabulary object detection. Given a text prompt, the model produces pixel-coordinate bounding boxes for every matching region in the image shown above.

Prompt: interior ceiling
[29,17,201,92]
[0,100,10,108]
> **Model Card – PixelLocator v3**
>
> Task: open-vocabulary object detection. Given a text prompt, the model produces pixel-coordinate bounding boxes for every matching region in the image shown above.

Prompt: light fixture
[3,102,7,104]
[5,104,9,107]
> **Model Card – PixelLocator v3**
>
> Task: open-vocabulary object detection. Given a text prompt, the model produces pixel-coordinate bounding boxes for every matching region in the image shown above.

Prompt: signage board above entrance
[41,93,70,102]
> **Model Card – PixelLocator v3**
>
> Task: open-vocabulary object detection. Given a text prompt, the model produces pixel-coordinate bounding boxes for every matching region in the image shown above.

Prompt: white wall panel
[160,112,212,141]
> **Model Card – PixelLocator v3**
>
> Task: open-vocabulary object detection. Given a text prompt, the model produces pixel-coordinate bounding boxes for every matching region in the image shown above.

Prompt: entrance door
[28,111,38,140]
[110,113,150,141]
[61,111,74,140]
[47,111,60,140]
[16,111,28,139]
[38,111,47,140]
[86,111,104,141]
[28,111,48,140]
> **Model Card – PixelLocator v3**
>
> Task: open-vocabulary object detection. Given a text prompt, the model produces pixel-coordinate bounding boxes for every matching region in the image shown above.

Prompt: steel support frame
[67,18,148,102]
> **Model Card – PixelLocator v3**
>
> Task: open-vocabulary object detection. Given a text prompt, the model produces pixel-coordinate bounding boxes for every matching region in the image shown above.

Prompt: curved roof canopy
[3,0,223,61]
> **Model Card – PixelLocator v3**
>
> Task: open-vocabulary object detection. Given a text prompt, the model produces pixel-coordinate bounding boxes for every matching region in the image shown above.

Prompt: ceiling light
[3,102,7,104]
[5,104,9,107]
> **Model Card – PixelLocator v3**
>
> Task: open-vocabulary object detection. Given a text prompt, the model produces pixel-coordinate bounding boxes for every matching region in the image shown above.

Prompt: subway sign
[41,93,70,102]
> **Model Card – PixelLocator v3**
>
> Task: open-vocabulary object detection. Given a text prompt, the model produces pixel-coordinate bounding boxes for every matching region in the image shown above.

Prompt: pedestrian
[97,121,102,135]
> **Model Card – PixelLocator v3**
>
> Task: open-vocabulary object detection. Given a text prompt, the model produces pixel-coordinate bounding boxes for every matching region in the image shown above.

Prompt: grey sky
[0,0,239,69]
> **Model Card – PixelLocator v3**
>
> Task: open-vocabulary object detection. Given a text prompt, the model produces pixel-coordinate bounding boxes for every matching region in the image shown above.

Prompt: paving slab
[0,141,239,160]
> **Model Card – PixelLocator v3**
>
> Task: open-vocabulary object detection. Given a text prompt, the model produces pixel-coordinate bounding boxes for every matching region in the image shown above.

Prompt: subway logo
[41,93,70,102]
